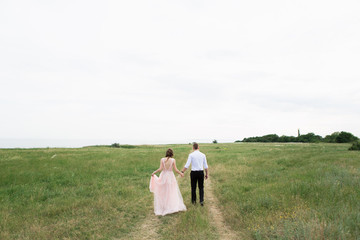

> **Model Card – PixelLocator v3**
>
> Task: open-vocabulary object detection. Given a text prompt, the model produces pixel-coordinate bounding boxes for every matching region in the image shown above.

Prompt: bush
[349,141,360,151]
[111,143,121,148]
[213,139,218,144]
[119,145,137,149]
[110,143,136,148]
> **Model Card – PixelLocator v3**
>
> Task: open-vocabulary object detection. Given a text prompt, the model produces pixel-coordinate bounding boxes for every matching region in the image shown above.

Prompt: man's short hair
[193,142,199,149]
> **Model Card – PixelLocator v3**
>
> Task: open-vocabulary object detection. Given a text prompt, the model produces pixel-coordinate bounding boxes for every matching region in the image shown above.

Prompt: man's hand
[205,174,208,180]
[180,172,184,177]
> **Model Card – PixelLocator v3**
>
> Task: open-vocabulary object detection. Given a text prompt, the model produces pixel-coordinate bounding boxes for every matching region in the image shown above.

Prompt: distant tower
[298,129,300,137]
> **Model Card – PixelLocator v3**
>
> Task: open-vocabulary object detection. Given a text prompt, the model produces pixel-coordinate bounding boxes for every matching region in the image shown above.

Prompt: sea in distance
[0,138,232,148]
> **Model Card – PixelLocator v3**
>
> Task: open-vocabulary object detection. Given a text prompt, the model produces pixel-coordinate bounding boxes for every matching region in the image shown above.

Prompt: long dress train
[149,158,187,216]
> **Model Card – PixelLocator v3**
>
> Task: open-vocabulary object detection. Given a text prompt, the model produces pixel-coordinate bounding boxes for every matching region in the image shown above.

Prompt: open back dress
[149,158,187,216]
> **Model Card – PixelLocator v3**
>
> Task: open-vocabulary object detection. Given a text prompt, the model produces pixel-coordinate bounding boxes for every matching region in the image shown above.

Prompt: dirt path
[125,212,161,240]
[206,178,239,240]
[125,178,239,240]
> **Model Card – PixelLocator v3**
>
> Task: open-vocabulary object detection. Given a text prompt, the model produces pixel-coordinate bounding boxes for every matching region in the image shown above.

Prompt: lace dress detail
[149,158,187,216]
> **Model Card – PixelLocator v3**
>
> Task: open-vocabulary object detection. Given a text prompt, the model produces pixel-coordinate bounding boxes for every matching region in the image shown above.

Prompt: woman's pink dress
[149,158,187,216]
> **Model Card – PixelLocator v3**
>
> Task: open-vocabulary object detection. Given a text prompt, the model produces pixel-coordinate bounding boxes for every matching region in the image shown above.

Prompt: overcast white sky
[1,0,359,146]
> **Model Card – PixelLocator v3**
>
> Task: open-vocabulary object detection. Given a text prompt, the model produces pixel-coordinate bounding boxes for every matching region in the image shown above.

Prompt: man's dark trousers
[190,170,204,204]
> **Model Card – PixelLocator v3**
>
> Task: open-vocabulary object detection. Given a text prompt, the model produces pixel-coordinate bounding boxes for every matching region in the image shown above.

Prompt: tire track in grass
[206,178,239,240]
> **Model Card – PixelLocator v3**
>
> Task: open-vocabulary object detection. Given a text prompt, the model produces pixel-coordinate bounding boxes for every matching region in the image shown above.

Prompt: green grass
[207,143,360,239]
[0,146,160,239]
[1,143,359,239]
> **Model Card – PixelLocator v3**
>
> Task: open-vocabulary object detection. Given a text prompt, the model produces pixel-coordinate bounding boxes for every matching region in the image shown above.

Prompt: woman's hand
[180,172,184,177]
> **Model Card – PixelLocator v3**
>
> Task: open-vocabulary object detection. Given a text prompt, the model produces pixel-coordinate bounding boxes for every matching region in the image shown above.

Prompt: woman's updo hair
[165,148,173,158]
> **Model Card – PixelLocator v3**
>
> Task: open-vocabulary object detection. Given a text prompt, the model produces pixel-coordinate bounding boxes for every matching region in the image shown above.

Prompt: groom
[181,143,209,206]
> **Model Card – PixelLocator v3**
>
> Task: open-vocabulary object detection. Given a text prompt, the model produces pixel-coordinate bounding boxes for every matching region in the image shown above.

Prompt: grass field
[1,143,359,239]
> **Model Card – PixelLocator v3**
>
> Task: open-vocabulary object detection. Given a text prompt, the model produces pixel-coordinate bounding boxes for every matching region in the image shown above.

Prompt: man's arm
[204,155,209,179]
[182,155,192,173]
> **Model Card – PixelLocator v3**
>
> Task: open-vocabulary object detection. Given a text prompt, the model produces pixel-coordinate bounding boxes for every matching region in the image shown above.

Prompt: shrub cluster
[349,141,360,151]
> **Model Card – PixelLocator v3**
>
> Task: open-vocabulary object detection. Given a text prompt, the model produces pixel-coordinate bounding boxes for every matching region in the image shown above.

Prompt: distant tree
[262,134,279,142]
[241,134,279,142]
[335,131,358,143]
[324,132,340,143]
[279,135,297,142]
[278,135,289,142]
[212,139,218,144]
[297,133,323,143]
[234,140,242,143]
[242,137,258,142]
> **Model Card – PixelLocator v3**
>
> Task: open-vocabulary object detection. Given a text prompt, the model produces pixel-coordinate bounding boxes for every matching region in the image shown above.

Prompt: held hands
[179,172,184,177]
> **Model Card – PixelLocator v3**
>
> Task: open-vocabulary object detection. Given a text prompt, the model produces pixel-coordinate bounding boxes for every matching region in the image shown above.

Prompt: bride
[149,148,187,216]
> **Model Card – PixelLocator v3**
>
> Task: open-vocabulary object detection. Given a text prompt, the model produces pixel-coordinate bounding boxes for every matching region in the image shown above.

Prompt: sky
[1,0,360,147]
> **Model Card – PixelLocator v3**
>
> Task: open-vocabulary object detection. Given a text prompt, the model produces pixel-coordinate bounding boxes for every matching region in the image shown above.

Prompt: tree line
[237,131,359,143]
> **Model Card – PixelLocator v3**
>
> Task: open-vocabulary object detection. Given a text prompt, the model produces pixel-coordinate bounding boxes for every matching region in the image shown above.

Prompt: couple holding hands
[149,143,209,216]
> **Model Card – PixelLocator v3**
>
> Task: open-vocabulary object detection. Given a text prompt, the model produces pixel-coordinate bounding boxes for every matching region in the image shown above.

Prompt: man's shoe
[200,202,204,206]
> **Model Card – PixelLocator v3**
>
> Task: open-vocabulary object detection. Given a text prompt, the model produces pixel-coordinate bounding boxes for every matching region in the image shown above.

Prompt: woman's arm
[152,159,163,176]
[173,159,184,177]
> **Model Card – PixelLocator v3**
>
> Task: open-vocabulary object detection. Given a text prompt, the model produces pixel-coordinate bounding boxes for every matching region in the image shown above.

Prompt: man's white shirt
[184,150,208,171]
